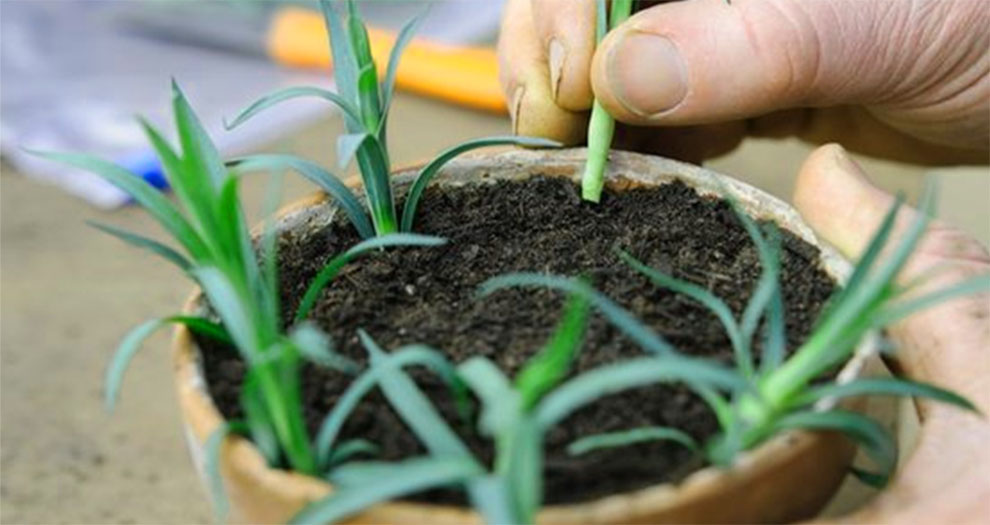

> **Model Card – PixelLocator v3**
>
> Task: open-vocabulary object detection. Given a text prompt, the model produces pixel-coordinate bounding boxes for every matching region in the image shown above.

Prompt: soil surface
[200,176,835,505]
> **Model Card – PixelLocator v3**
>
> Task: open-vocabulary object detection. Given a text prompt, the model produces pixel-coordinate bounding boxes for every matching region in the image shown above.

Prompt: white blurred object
[0,0,505,208]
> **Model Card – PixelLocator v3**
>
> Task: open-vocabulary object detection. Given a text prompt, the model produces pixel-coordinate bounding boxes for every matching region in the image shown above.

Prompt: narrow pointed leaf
[172,80,226,190]
[205,421,248,523]
[228,154,374,239]
[535,357,743,429]
[87,221,192,272]
[875,274,990,327]
[358,331,474,459]
[617,250,744,364]
[289,322,359,373]
[467,476,518,525]
[240,370,281,465]
[139,117,216,235]
[291,457,481,525]
[793,377,979,413]
[319,0,359,119]
[225,86,361,131]
[336,133,368,170]
[479,273,677,355]
[314,344,465,468]
[379,9,427,129]
[516,291,590,408]
[295,234,446,322]
[568,426,698,455]
[105,315,230,411]
[400,136,561,231]
[773,410,897,478]
[29,150,209,259]
[324,439,380,468]
[192,267,260,357]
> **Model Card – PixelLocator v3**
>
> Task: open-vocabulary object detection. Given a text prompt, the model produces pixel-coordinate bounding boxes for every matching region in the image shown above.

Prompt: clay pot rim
[173,147,876,522]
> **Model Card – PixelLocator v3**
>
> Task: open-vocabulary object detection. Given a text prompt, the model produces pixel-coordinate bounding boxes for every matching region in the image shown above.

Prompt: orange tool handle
[267,7,506,114]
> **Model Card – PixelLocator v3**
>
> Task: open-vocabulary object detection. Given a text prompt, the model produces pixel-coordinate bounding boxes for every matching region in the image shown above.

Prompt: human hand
[794,144,990,523]
[497,0,989,165]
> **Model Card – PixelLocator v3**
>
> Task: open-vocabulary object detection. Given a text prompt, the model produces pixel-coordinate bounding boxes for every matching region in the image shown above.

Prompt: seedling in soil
[581,0,633,202]
[227,0,559,238]
[33,83,448,519]
[290,287,743,524]
[490,181,988,488]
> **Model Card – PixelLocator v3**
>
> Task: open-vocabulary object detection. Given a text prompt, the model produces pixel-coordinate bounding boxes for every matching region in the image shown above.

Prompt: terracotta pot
[173,148,876,524]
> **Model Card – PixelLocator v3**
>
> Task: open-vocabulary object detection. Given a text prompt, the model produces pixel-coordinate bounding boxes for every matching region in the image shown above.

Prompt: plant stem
[356,143,397,235]
[257,357,317,474]
[581,0,634,202]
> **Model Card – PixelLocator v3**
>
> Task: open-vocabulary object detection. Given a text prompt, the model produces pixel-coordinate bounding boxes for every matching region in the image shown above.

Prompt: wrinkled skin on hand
[498,0,989,164]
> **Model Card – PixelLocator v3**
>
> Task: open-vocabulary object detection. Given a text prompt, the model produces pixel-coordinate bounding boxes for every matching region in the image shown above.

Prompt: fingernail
[827,144,866,179]
[607,32,688,116]
[510,85,525,134]
[548,38,565,102]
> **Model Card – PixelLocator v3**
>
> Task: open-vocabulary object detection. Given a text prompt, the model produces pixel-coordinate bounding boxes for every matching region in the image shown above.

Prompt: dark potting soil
[199,176,835,505]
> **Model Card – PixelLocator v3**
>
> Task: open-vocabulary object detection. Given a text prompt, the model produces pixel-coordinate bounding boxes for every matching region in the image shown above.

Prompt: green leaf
[378,9,427,136]
[314,344,466,469]
[399,136,561,232]
[240,369,281,466]
[617,250,745,367]
[324,441,379,470]
[457,356,520,436]
[823,195,904,319]
[793,377,979,414]
[324,439,380,468]
[87,221,192,272]
[228,154,374,239]
[567,426,699,456]
[353,136,396,234]
[336,133,369,170]
[258,172,283,333]
[192,267,261,358]
[516,291,590,408]
[225,86,362,131]
[356,62,383,133]
[104,316,229,412]
[205,421,247,523]
[105,319,168,412]
[850,466,889,488]
[320,0,359,122]
[28,150,210,260]
[288,322,359,373]
[466,476,518,525]
[295,234,446,323]
[358,331,475,459]
[535,356,744,430]
[502,419,542,523]
[138,117,218,238]
[172,80,226,191]
[291,456,481,525]
[479,273,677,356]
[760,279,787,373]
[875,274,990,327]
[772,410,897,480]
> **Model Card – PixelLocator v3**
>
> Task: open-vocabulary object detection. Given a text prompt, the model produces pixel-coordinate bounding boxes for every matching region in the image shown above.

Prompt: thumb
[591,0,986,129]
[794,144,990,412]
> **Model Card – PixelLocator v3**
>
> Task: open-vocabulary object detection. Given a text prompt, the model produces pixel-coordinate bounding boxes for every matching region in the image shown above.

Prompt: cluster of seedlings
[38,1,988,524]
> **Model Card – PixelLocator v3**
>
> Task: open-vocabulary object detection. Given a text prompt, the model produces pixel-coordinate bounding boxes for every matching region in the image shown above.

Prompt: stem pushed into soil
[581,0,634,202]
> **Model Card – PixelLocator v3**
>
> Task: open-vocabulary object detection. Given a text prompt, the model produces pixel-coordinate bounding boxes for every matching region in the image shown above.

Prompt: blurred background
[1,1,987,523]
